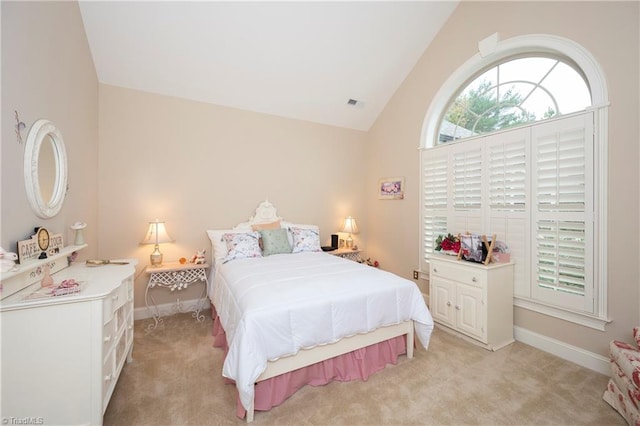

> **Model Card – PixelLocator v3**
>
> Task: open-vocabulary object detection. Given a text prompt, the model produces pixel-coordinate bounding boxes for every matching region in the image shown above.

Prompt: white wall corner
[478,32,500,58]
[514,326,610,375]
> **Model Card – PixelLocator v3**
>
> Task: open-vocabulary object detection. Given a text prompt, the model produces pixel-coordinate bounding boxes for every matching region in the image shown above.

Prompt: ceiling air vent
[347,98,364,108]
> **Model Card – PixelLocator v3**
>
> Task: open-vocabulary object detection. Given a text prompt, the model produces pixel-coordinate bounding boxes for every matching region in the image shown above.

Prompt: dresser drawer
[430,260,486,287]
[103,282,128,324]
[103,290,114,323]
[103,318,116,355]
[111,282,127,310]
[124,276,134,302]
[102,349,116,401]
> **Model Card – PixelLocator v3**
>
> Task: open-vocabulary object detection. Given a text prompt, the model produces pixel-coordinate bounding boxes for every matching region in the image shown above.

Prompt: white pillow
[207,227,251,264]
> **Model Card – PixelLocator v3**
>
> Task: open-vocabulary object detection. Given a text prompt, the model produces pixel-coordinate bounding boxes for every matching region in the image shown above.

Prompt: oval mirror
[24,119,68,218]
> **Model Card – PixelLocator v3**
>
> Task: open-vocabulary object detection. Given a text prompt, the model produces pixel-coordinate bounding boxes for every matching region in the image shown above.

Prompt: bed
[207,201,434,422]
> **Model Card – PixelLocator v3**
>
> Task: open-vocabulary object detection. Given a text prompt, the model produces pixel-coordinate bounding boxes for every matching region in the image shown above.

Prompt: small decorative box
[492,252,511,263]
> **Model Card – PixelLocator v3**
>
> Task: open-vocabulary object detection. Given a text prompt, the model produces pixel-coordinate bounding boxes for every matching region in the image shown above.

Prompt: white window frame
[419,34,609,330]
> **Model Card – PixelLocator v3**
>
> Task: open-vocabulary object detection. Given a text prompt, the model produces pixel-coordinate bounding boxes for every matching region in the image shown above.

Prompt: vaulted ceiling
[79,1,458,131]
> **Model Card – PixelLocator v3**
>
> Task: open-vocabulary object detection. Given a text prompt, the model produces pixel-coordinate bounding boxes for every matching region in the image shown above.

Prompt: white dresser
[429,254,514,351]
[0,259,136,425]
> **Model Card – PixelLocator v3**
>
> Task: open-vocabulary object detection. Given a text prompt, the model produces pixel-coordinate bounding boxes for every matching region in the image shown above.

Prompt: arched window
[438,56,591,143]
[420,34,608,330]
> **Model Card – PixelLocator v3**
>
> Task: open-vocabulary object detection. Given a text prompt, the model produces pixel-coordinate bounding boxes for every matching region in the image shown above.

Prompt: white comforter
[211,252,434,411]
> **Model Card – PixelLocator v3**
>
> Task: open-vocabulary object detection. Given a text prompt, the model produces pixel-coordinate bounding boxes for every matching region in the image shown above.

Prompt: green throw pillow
[259,228,292,256]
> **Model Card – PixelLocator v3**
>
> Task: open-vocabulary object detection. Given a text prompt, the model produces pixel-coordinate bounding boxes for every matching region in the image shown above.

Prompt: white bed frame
[215,201,416,423]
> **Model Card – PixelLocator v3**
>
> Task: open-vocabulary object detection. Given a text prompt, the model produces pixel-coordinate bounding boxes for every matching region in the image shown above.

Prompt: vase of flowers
[435,233,460,255]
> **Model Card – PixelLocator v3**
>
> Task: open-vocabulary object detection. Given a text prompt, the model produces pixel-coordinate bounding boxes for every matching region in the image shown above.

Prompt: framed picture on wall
[378,177,405,200]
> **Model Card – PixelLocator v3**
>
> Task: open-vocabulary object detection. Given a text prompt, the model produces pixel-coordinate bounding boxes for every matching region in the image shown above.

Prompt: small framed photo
[459,233,493,264]
[378,177,405,200]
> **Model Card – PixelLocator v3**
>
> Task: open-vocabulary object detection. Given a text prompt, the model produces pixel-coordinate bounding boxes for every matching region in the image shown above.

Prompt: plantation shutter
[488,137,527,211]
[486,128,530,298]
[423,148,449,210]
[453,146,482,209]
[531,112,594,313]
[422,110,596,316]
[422,147,449,266]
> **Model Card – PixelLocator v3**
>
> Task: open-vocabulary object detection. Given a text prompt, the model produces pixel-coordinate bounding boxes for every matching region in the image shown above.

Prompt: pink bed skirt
[212,312,407,419]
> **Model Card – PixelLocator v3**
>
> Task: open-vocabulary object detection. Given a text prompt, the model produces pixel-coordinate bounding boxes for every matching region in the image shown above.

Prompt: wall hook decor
[14,110,26,143]
[13,110,27,143]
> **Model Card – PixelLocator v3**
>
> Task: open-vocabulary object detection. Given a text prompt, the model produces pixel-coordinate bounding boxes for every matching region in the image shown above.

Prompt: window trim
[421,33,609,150]
[420,34,609,329]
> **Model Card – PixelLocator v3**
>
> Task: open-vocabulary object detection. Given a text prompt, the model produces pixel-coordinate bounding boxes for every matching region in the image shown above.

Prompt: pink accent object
[492,252,510,263]
[604,326,640,425]
[610,340,640,389]
[212,314,407,419]
[40,265,53,287]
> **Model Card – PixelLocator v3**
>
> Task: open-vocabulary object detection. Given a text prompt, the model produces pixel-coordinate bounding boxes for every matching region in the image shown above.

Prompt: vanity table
[0,253,137,425]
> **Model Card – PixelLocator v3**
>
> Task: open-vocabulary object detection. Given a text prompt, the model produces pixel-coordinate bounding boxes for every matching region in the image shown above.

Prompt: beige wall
[366,1,640,357]
[98,85,367,306]
[1,2,99,259]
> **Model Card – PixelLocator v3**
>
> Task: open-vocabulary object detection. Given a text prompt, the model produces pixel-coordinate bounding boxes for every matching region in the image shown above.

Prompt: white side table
[145,261,209,330]
[329,248,363,262]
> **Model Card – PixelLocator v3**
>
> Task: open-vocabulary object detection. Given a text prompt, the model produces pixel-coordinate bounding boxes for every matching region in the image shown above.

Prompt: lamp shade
[341,216,359,234]
[141,220,174,266]
[141,220,174,245]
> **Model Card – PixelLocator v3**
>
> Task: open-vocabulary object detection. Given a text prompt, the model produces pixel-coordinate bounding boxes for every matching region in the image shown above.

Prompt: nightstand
[144,262,209,330]
[329,248,363,263]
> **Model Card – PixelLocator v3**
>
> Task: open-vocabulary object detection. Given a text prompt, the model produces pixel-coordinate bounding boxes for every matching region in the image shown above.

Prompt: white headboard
[232,200,283,230]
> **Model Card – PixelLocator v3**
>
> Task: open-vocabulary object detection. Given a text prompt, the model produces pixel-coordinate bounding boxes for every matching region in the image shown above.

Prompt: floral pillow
[290,226,321,253]
[222,231,262,263]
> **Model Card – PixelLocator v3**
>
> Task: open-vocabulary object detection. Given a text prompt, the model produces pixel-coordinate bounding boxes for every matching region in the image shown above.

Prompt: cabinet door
[456,283,485,340]
[430,278,455,328]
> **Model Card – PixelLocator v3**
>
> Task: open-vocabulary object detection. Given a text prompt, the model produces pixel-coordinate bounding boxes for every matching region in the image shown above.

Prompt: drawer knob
[446,301,451,307]
[455,305,461,310]
[433,268,438,273]
[472,277,477,282]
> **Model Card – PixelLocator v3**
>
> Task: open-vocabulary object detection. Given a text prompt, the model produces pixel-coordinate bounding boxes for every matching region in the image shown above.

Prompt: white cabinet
[429,254,514,351]
[0,260,136,425]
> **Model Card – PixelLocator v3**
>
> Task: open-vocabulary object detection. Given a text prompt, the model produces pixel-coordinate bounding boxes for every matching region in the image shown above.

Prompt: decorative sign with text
[17,228,64,264]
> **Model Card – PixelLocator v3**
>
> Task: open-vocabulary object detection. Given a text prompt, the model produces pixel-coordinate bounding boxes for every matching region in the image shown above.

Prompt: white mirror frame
[24,119,68,218]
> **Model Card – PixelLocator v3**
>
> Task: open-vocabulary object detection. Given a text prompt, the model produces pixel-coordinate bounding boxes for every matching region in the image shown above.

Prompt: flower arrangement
[435,233,460,255]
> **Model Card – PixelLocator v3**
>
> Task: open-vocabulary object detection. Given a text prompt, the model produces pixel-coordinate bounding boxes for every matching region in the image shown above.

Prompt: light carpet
[103,311,624,425]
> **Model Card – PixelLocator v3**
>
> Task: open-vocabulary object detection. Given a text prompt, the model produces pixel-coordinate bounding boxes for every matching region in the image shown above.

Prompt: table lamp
[341,216,359,249]
[141,219,174,266]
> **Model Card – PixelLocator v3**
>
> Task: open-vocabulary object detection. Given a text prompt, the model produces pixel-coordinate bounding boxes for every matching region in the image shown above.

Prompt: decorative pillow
[222,231,262,263]
[251,220,281,231]
[259,228,292,256]
[207,228,252,264]
[290,226,322,253]
[281,222,319,247]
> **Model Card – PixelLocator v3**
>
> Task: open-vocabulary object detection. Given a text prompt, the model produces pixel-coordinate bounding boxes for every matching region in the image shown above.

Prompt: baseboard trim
[514,326,609,375]
[134,299,210,321]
